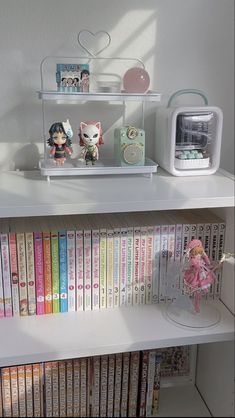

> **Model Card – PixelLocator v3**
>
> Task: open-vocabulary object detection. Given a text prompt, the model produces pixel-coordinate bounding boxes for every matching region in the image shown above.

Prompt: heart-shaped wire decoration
[78,30,111,57]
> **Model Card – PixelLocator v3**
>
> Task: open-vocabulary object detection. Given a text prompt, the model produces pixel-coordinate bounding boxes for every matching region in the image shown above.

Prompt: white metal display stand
[38,31,161,181]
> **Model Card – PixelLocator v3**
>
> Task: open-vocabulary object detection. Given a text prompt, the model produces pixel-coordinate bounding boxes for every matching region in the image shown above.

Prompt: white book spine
[113,228,120,308]
[166,225,175,301]
[120,228,127,306]
[92,229,100,310]
[214,222,226,297]
[126,227,134,306]
[189,224,197,241]
[76,230,84,311]
[146,350,156,417]
[152,226,161,303]
[107,228,114,308]
[99,228,107,309]
[180,224,190,294]
[159,226,168,302]
[0,234,12,317]
[209,223,219,298]
[146,226,154,304]
[175,224,183,291]
[196,223,204,243]
[140,226,147,305]
[133,226,141,305]
[67,231,76,311]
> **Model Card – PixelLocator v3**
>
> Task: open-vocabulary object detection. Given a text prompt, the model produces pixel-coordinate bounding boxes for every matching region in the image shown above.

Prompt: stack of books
[0,345,191,417]
[0,210,225,318]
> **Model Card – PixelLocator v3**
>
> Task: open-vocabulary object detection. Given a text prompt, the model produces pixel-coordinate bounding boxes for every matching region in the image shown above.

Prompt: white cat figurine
[78,121,104,165]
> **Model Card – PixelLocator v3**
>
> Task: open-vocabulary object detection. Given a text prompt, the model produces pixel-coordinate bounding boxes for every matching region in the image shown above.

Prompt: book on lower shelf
[0,345,194,417]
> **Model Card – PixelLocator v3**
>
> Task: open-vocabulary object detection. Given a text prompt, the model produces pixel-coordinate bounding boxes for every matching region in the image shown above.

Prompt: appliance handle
[167,89,208,107]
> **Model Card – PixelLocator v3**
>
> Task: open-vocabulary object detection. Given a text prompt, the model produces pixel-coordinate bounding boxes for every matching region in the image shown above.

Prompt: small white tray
[40,158,158,180]
[175,157,210,170]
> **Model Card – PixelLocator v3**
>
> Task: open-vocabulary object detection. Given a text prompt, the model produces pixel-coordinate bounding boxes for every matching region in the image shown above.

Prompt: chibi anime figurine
[80,69,90,92]
[47,120,73,165]
[78,120,104,165]
[183,239,217,313]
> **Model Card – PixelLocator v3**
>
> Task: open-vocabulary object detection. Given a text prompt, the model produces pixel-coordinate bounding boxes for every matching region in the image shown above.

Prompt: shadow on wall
[13,143,40,171]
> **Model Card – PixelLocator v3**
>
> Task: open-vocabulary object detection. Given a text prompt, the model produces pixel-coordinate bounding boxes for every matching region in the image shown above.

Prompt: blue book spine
[59,230,68,312]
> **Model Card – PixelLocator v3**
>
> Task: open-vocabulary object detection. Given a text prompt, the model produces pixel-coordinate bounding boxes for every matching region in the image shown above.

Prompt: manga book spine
[214,222,226,297]
[43,231,52,314]
[67,230,76,311]
[59,230,68,313]
[18,365,26,417]
[100,355,108,417]
[66,360,73,417]
[92,356,100,417]
[76,230,84,311]
[128,351,140,417]
[126,227,134,306]
[139,227,148,305]
[99,228,107,309]
[34,232,45,315]
[52,362,59,417]
[133,226,141,305]
[59,361,66,417]
[84,229,92,311]
[151,355,162,416]
[25,364,33,417]
[92,229,100,310]
[107,354,115,417]
[120,228,127,306]
[44,362,53,417]
[1,234,12,317]
[107,228,114,308]
[0,246,4,318]
[113,228,120,308]
[159,226,168,302]
[9,233,20,316]
[80,358,87,417]
[1,368,12,417]
[166,225,175,302]
[120,352,130,417]
[145,226,154,304]
[10,367,19,417]
[25,232,36,315]
[17,233,28,316]
[32,364,42,417]
[145,350,156,417]
[114,353,122,417]
[139,351,149,417]
[73,359,80,417]
[51,231,60,313]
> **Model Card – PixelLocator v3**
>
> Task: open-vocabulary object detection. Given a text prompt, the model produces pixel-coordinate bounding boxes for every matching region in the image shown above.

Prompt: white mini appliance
[155,89,223,176]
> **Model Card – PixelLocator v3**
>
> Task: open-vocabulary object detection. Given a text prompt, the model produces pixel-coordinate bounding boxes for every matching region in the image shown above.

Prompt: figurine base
[166,299,221,328]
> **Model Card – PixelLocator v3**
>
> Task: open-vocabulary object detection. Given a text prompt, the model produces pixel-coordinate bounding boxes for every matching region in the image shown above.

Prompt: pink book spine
[120,228,127,306]
[84,229,92,311]
[146,226,154,304]
[34,232,45,315]
[175,224,183,291]
[92,229,100,310]
[0,246,5,318]
[0,234,12,317]
[140,227,148,305]
[67,231,76,312]
[9,233,20,316]
[76,230,84,311]
[133,226,141,306]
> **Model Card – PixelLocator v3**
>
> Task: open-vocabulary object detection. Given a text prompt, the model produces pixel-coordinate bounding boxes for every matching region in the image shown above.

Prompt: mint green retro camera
[114,126,145,166]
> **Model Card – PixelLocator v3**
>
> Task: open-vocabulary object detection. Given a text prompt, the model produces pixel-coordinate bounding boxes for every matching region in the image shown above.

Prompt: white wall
[0,0,234,172]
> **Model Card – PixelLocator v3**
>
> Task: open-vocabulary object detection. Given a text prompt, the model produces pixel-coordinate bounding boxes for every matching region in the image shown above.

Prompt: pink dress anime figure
[183,239,215,313]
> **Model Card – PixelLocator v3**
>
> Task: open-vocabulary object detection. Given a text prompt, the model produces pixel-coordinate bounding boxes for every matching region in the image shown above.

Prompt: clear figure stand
[162,259,221,329]
[38,30,161,181]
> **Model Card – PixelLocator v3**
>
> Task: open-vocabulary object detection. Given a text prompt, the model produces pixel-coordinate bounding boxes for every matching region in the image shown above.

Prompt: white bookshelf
[157,385,211,417]
[0,168,233,218]
[0,167,234,417]
[0,300,233,368]
[38,90,162,102]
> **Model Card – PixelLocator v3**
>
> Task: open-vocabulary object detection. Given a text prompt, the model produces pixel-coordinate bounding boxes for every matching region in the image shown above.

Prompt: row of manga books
[0,345,191,418]
[0,209,225,318]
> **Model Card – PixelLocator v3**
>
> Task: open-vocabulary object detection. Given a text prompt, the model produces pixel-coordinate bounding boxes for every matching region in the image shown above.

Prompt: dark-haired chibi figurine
[47,120,73,165]
[80,69,90,92]
[78,120,104,165]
